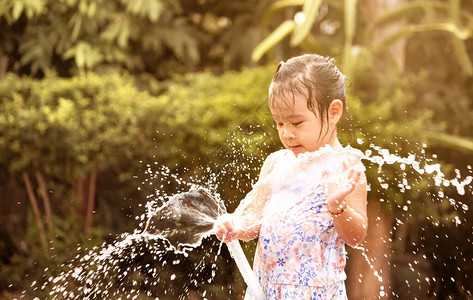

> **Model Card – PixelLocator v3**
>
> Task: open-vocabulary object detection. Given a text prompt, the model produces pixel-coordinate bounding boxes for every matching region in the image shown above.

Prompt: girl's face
[270,94,340,157]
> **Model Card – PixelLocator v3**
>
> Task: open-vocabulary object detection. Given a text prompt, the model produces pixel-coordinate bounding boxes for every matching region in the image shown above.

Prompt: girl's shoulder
[268,148,290,159]
[340,145,366,171]
[259,149,289,179]
[267,149,291,164]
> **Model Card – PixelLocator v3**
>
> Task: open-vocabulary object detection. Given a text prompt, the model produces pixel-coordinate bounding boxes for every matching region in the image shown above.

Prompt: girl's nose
[282,126,296,138]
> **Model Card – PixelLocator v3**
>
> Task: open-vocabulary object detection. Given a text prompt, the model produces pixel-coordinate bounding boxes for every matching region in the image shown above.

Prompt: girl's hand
[213,213,241,243]
[323,161,361,214]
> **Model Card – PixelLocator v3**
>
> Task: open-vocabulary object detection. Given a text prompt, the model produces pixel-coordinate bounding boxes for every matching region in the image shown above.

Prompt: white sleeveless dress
[245,149,351,300]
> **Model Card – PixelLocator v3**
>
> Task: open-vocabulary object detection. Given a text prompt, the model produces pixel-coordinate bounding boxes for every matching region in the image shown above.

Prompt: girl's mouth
[288,145,303,152]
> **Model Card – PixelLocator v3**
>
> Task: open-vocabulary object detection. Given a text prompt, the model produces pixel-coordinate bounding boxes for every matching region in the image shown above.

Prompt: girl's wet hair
[269,54,347,138]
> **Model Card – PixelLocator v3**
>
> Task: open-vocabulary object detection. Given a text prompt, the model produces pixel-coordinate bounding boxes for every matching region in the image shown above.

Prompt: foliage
[374,0,473,75]
[0,0,200,77]
[0,72,157,295]
[252,0,473,76]
[0,67,276,298]
[1,73,134,174]
[0,0,278,78]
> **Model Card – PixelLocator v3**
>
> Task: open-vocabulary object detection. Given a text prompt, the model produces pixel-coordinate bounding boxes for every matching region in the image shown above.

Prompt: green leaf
[20,46,41,66]
[448,0,460,26]
[375,2,428,26]
[262,0,304,27]
[87,0,96,18]
[425,131,473,152]
[451,36,473,76]
[267,0,304,12]
[125,0,163,22]
[71,15,82,41]
[24,0,45,18]
[252,20,295,62]
[100,22,121,42]
[12,0,24,21]
[152,21,200,63]
[63,47,76,60]
[63,42,104,69]
[76,43,86,68]
[117,21,130,48]
[290,0,322,47]
[376,1,473,27]
[344,0,356,40]
[78,0,87,14]
[420,22,471,39]
[147,0,163,23]
[342,0,357,77]
[379,22,471,48]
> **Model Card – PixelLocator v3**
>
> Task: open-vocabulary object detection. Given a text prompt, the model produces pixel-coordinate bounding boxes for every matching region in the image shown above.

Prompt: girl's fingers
[213,218,226,240]
[326,169,361,200]
[217,231,233,243]
[348,167,354,178]
[214,226,226,241]
[216,230,232,242]
[222,219,233,229]
[214,213,238,242]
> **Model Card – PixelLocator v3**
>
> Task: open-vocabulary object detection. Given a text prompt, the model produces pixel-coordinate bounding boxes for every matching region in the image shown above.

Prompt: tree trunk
[84,168,98,233]
[345,1,408,298]
[346,200,393,299]
[0,55,8,79]
[22,172,49,255]
[35,170,53,228]
[365,0,407,71]
[75,177,87,217]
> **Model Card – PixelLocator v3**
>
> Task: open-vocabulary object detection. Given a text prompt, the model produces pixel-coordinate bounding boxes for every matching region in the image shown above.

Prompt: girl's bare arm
[214,152,277,242]
[330,171,368,247]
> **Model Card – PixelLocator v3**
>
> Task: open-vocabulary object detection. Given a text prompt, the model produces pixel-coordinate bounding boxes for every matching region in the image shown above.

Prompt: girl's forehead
[269,98,309,119]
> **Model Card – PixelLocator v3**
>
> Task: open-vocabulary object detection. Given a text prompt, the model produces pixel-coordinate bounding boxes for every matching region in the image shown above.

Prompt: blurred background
[1,0,472,299]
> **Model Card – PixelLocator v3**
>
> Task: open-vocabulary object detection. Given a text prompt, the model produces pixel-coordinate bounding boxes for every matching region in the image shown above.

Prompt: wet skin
[270,95,341,156]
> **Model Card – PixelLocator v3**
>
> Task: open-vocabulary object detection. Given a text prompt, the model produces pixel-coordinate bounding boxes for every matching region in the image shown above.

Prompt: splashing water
[38,127,473,299]
[350,142,473,298]
[143,186,266,299]
[223,141,473,299]
[43,183,267,299]
[143,187,225,251]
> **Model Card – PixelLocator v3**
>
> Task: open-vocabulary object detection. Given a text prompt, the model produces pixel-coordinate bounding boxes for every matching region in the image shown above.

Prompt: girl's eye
[276,122,283,127]
[293,121,303,126]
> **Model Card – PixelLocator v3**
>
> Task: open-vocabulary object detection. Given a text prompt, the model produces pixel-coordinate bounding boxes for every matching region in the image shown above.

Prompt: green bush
[0,67,277,298]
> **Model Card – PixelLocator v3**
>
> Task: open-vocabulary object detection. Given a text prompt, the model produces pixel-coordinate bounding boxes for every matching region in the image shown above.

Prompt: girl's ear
[328,99,343,125]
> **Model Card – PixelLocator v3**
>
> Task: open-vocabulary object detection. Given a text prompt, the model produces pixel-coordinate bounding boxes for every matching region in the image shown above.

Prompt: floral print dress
[245,150,348,300]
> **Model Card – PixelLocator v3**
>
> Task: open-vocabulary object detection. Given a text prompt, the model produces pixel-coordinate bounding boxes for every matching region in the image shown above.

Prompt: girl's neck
[330,139,343,151]
[291,139,343,158]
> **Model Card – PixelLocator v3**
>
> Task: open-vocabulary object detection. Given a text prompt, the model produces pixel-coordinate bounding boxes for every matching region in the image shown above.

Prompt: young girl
[214,54,368,299]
